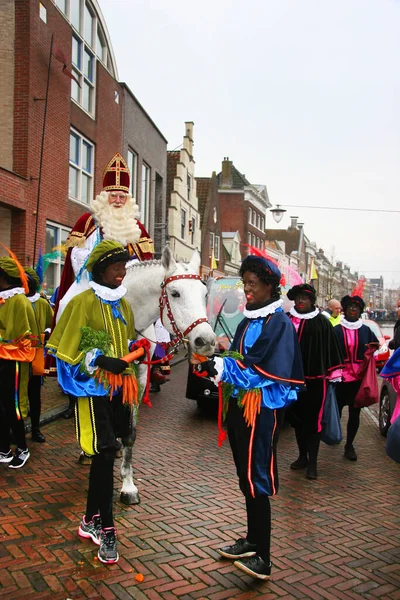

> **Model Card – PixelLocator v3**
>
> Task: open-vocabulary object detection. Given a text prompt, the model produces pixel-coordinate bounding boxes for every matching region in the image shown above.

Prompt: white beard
[90,191,142,246]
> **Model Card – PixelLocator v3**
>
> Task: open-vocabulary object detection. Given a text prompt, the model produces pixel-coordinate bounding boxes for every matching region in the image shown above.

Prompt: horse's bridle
[159,273,208,349]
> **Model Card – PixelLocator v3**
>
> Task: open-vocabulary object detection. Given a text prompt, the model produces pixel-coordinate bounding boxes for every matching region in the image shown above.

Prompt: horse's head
[161,246,216,357]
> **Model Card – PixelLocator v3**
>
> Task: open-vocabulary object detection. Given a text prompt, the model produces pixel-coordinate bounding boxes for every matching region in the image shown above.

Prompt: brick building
[195,173,224,278]
[217,158,271,260]
[0,0,166,295]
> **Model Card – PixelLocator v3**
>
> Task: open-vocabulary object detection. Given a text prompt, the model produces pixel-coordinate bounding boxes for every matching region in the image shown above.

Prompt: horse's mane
[126,259,190,271]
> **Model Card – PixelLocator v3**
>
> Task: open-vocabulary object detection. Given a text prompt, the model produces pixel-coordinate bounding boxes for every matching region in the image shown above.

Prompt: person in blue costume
[191,254,304,581]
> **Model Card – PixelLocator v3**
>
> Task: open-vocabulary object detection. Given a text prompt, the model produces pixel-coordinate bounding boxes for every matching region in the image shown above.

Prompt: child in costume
[47,241,143,564]
[286,284,343,480]
[334,295,379,461]
[0,256,38,468]
[25,267,53,443]
[191,254,304,581]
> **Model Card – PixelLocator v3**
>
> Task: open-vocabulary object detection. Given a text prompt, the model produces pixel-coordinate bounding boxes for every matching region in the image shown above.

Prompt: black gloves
[94,355,128,375]
[192,359,218,378]
[44,330,51,342]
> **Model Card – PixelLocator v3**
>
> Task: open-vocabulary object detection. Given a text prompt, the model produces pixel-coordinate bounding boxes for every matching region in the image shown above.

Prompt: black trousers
[28,375,42,430]
[335,381,362,446]
[86,448,115,529]
[0,359,27,451]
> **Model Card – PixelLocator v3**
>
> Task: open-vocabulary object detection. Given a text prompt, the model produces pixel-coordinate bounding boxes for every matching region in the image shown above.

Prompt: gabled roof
[195,177,211,228]
[217,165,251,189]
[167,151,180,204]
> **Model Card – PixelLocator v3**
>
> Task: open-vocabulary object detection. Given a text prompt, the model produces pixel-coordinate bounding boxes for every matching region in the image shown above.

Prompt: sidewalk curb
[32,354,189,431]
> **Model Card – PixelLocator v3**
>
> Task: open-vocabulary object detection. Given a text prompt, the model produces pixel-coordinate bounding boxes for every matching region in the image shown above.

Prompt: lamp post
[270,205,287,223]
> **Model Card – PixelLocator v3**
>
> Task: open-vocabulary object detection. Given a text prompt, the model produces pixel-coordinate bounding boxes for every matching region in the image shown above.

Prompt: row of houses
[1,0,385,310]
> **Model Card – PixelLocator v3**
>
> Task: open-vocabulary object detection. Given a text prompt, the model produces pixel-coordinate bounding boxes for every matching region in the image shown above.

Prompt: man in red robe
[56,152,154,318]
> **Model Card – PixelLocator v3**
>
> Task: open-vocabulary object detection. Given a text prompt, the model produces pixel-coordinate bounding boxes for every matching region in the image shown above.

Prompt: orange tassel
[0,243,29,294]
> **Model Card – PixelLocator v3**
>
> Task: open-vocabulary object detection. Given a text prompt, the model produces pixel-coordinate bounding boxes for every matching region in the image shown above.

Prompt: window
[141,162,150,227]
[181,208,186,239]
[39,3,47,22]
[127,149,137,198]
[44,222,70,297]
[187,174,191,199]
[96,26,107,63]
[215,235,220,260]
[71,32,95,114]
[69,129,94,204]
[248,207,252,223]
[190,216,195,244]
[55,0,66,13]
[248,232,251,245]
[261,216,265,230]
[257,214,260,229]
[209,231,215,252]
[70,0,81,31]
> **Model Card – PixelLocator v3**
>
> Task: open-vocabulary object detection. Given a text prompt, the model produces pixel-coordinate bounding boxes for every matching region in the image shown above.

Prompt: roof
[217,164,251,189]
[166,152,180,204]
[195,177,211,227]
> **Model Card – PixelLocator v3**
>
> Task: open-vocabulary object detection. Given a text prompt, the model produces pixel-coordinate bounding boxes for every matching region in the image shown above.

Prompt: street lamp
[270,205,287,224]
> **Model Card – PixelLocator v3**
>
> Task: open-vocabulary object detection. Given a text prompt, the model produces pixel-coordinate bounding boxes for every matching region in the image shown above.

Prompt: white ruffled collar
[341,317,363,330]
[0,287,25,301]
[243,298,283,319]
[27,293,41,303]
[89,281,127,301]
[290,306,320,320]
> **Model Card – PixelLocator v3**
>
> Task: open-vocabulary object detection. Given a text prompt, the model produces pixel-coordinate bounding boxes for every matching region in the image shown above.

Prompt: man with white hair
[56,152,154,318]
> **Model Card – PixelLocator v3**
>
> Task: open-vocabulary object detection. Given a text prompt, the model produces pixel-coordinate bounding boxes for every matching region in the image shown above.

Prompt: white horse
[119,246,216,504]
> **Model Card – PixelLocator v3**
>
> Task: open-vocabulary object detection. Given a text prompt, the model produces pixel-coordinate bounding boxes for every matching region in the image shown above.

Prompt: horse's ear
[161,245,176,273]
[188,249,201,274]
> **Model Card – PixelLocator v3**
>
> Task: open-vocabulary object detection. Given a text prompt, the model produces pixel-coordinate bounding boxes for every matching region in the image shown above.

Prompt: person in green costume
[25,267,53,443]
[47,240,143,565]
[0,257,38,469]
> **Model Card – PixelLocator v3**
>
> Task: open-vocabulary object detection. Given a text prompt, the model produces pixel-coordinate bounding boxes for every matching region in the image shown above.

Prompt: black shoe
[63,408,74,419]
[98,528,119,564]
[290,456,308,470]
[234,555,272,580]
[150,384,161,393]
[306,464,318,480]
[32,428,46,443]
[8,448,30,469]
[344,444,357,461]
[217,538,257,560]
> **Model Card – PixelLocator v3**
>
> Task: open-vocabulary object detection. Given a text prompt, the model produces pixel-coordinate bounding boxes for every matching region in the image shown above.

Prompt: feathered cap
[341,294,365,312]
[86,240,130,273]
[241,245,285,286]
[0,244,29,293]
[287,283,317,304]
[102,152,130,193]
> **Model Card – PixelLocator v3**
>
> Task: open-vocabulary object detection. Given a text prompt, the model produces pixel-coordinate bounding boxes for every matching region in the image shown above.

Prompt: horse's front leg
[120,406,140,505]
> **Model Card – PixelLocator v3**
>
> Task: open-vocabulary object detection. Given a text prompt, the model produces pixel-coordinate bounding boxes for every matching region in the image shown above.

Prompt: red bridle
[159,273,209,347]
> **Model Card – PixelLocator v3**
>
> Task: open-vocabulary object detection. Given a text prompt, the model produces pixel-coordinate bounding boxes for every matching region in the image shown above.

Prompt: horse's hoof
[120,492,140,505]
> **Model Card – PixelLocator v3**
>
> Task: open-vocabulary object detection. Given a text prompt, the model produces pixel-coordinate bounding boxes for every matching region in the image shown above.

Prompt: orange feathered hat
[102,152,130,193]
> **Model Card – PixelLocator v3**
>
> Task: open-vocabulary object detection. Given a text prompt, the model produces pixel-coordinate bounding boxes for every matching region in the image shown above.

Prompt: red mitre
[103,152,130,193]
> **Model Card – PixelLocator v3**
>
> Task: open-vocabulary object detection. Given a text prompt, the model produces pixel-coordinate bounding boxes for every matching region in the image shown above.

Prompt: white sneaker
[0,450,13,464]
[9,448,30,469]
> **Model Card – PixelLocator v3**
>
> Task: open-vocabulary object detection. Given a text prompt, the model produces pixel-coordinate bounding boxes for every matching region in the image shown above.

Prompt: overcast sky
[100,0,400,288]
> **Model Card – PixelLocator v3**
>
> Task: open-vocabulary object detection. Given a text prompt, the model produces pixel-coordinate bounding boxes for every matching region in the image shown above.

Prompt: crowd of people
[1,150,395,579]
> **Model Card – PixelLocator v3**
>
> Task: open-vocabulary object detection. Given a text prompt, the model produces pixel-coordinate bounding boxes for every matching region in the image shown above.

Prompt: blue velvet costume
[222,304,304,497]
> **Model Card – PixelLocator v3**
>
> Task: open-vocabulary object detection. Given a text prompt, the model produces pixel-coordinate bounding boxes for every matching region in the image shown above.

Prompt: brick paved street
[1,362,399,600]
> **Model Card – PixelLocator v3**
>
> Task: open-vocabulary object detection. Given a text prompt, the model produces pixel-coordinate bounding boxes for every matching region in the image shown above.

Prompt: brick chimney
[289,216,298,229]
[221,157,233,188]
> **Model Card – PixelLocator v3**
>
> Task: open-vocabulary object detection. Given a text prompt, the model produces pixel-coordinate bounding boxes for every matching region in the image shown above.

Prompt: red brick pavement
[1,362,400,600]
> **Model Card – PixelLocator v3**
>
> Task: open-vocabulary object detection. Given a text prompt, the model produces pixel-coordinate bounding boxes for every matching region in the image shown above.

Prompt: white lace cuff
[213,357,224,384]
[85,348,101,374]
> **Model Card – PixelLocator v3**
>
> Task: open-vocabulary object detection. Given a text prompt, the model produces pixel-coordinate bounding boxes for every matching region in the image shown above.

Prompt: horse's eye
[171,290,180,298]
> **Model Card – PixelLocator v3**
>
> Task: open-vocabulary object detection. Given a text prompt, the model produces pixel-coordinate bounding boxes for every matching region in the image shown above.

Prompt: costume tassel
[217,381,227,447]
[15,362,21,421]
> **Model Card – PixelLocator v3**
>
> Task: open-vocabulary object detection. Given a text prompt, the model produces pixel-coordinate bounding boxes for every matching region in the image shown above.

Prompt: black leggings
[0,360,27,451]
[336,381,362,446]
[246,495,271,563]
[28,375,42,430]
[85,449,115,529]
